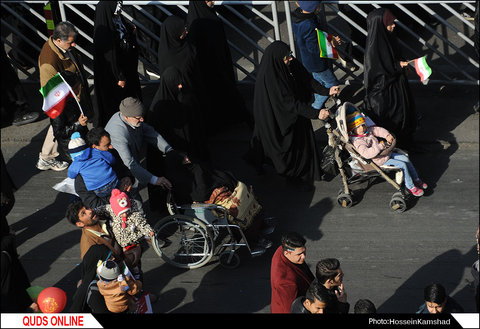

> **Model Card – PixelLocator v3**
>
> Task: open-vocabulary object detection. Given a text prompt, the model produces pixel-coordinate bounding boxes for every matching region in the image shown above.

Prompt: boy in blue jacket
[292,1,340,110]
[68,128,119,198]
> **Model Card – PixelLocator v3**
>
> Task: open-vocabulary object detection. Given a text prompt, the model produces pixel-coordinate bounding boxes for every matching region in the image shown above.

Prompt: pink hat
[110,189,131,218]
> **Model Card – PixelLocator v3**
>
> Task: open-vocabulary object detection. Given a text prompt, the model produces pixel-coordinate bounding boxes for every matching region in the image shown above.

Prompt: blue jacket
[67,147,117,191]
[291,8,329,73]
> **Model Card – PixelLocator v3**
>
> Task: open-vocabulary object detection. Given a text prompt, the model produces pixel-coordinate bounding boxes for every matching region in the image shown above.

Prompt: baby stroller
[151,187,267,270]
[324,101,411,213]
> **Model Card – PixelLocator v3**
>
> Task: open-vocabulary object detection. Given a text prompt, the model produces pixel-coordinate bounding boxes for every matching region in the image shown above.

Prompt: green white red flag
[316,28,338,59]
[414,56,432,82]
[39,72,77,119]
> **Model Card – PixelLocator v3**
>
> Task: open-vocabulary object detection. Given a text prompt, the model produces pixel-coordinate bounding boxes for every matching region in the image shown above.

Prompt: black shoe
[12,111,39,126]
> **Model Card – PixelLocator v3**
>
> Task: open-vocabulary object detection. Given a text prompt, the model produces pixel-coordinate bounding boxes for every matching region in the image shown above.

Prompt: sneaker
[408,186,424,197]
[36,158,69,171]
[12,111,39,126]
[414,179,428,190]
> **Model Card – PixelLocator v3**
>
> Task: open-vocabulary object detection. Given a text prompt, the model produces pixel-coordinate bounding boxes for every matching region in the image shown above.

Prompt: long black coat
[148,66,208,162]
[363,8,416,150]
[93,0,142,127]
[186,0,247,130]
[248,41,329,184]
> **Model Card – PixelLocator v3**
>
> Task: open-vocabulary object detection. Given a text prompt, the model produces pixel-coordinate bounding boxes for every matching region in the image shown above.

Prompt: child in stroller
[346,106,427,197]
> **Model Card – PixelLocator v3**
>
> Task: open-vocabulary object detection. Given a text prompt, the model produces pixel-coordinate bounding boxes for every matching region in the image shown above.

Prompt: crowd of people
[1,0,478,315]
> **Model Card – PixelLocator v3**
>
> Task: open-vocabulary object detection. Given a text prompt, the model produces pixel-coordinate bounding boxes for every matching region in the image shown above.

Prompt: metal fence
[1,0,478,86]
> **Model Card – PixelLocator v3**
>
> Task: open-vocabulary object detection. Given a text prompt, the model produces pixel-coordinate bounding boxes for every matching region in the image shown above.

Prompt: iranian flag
[316,29,338,59]
[39,72,77,119]
[414,56,432,81]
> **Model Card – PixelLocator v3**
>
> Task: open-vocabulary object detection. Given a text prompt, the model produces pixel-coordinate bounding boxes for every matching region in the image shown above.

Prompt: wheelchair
[151,191,265,269]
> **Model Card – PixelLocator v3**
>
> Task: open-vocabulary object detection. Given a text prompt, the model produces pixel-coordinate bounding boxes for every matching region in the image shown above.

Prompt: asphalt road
[1,81,478,315]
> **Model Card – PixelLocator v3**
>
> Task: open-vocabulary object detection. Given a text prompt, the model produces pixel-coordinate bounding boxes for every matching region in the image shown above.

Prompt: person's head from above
[424,283,447,314]
[205,1,215,8]
[119,97,145,127]
[346,106,367,135]
[315,258,344,289]
[69,132,88,160]
[296,1,320,14]
[52,21,78,51]
[354,299,377,314]
[383,9,396,32]
[87,127,113,151]
[97,259,121,282]
[110,188,132,219]
[65,201,98,228]
[303,281,329,314]
[281,232,307,265]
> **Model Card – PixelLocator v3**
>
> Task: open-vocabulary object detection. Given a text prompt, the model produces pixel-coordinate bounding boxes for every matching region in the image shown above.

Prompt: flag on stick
[316,29,338,59]
[39,72,82,119]
[414,56,432,82]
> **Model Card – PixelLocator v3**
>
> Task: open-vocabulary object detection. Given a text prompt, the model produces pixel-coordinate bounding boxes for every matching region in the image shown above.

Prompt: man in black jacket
[315,258,350,314]
[291,280,330,314]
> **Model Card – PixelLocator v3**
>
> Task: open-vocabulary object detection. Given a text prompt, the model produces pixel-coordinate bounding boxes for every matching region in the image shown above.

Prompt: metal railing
[1,0,478,85]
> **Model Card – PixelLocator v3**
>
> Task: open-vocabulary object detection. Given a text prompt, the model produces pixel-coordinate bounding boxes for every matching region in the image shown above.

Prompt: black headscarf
[248,41,323,184]
[363,8,416,149]
[157,16,200,90]
[93,0,141,127]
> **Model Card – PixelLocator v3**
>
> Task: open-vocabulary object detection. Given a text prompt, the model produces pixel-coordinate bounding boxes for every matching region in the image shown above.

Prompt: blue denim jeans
[312,69,339,109]
[384,152,419,189]
[93,177,119,198]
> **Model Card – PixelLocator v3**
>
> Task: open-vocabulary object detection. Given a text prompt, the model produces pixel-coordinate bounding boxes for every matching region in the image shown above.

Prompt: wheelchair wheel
[153,214,214,269]
[219,250,241,269]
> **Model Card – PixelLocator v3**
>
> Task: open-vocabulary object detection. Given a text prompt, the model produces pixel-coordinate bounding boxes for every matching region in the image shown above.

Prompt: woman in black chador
[93,0,141,127]
[246,41,338,190]
[157,15,201,92]
[363,8,417,150]
[186,0,249,130]
[148,66,208,162]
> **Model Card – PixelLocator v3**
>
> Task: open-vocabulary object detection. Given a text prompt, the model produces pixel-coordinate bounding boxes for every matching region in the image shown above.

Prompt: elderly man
[105,97,173,190]
[270,232,315,313]
[36,21,93,171]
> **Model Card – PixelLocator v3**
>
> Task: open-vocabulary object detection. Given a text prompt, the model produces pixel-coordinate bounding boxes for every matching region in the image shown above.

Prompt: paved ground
[1,80,478,314]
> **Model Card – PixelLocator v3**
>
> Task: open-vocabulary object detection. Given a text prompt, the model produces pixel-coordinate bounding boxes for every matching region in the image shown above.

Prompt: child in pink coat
[346,107,427,197]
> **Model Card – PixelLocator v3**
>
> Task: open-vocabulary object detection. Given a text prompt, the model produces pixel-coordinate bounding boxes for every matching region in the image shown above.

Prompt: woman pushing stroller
[346,106,427,197]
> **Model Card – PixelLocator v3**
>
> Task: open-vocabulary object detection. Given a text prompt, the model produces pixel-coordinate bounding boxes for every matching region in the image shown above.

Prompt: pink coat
[350,126,392,166]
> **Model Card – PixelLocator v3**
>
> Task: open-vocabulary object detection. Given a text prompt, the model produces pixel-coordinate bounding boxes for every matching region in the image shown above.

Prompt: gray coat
[105,112,172,185]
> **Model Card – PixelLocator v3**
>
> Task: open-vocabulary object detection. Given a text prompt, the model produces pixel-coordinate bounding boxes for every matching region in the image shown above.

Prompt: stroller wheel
[219,250,241,269]
[390,193,407,213]
[337,192,354,208]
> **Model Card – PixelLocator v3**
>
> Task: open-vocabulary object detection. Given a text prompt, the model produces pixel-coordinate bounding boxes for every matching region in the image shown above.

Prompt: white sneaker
[36,158,69,171]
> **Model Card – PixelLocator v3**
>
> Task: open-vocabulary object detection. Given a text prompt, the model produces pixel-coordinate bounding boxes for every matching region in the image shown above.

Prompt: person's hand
[333,35,341,46]
[155,177,172,190]
[386,134,394,144]
[29,302,40,313]
[400,61,409,68]
[148,231,154,237]
[329,86,340,96]
[78,114,88,126]
[335,283,347,303]
[119,177,133,192]
[118,80,126,88]
[318,108,330,120]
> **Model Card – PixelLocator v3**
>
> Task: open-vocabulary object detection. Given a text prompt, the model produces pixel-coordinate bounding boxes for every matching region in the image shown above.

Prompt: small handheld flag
[316,29,338,60]
[39,72,83,119]
[414,56,432,82]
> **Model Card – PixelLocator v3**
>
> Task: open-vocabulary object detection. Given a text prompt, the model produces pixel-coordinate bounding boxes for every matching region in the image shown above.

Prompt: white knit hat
[97,260,121,281]
[68,132,87,159]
